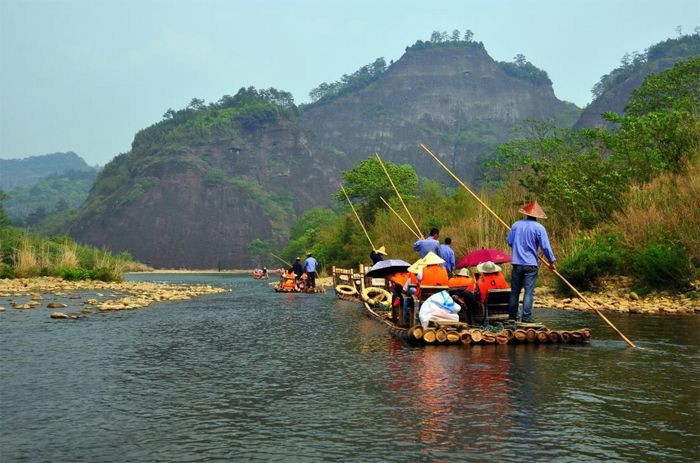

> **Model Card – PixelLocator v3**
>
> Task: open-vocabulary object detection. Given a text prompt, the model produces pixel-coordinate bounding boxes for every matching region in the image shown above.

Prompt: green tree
[247,238,275,266]
[0,189,11,227]
[336,157,418,220]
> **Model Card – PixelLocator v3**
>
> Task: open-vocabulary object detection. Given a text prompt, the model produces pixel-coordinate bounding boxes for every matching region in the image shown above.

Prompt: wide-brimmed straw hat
[421,251,445,266]
[476,261,502,273]
[374,246,387,255]
[455,267,471,277]
[407,258,426,274]
[518,200,548,219]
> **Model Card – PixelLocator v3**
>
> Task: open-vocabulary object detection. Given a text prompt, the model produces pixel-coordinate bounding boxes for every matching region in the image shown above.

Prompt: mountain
[0,152,95,191]
[575,33,700,129]
[66,38,579,269]
[301,40,579,185]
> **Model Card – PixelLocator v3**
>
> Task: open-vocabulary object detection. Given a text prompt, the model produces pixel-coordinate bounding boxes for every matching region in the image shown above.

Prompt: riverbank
[0,276,228,319]
[535,277,699,315]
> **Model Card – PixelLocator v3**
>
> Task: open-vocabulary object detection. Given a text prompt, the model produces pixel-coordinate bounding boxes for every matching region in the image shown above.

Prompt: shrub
[632,237,693,291]
[59,267,95,281]
[557,232,627,292]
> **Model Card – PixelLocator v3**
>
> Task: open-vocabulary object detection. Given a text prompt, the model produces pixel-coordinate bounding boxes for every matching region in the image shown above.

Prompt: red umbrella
[456,248,511,268]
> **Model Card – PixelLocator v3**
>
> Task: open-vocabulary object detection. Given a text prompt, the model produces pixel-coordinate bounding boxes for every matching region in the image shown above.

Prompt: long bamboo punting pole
[419,143,637,348]
[375,153,424,239]
[340,185,376,250]
[379,196,421,239]
[270,253,292,267]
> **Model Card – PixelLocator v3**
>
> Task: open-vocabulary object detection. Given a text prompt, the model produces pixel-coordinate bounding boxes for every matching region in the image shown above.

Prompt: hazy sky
[1,0,698,166]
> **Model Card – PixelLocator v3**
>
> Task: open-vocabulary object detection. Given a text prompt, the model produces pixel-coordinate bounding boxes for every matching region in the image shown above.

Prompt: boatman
[506,200,556,323]
[304,252,319,289]
[369,246,387,265]
[413,228,440,258]
[438,237,455,273]
[292,257,303,281]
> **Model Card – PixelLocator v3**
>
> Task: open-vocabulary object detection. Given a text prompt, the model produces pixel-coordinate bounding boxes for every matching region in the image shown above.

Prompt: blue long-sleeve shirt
[413,236,440,257]
[304,257,318,273]
[438,244,455,272]
[507,217,556,265]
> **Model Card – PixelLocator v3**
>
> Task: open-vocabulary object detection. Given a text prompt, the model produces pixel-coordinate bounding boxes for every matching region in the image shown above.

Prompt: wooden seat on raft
[481,288,511,324]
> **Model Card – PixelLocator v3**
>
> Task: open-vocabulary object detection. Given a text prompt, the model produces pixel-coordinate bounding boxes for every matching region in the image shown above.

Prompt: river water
[1,273,698,462]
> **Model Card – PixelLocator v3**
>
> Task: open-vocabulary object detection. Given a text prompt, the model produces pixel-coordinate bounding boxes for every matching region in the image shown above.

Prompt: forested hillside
[0,152,95,190]
[575,33,699,129]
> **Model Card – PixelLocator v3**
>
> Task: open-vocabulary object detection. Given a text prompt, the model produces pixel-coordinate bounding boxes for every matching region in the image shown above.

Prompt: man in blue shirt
[413,228,440,258]
[304,252,319,288]
[506,201,556,323]
[438,237,455,273]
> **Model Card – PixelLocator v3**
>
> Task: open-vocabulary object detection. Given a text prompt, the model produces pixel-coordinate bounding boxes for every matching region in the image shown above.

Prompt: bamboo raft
[273,283,327,294]
[364,302,591,346]
[333,266,591,346]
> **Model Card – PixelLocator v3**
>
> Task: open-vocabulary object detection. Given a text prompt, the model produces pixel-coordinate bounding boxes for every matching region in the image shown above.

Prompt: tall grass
[0,227,145,281]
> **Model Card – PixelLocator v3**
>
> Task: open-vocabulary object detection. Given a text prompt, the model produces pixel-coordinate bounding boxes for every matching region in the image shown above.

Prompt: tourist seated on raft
[386,270,416,326]
[402,266,421,326]
[475,261,509,303]
[369,246,387,265]
[281,268,298,290]
[418,290,461,328]
[415,251,449,297]
[448,267,480,324]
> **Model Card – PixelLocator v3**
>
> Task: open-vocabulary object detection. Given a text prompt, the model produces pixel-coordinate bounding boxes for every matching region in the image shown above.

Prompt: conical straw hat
[518,200,547,219]
[374,246,387,255]
[407,258,426,274]
[421,251,445,266]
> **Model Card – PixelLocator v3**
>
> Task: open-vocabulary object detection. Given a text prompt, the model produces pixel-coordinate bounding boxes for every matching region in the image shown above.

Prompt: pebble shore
[0,277,228,320]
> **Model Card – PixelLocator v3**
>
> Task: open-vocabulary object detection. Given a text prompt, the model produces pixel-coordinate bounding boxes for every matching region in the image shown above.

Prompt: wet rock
[69,295,82,299]
[628,307,642,314]
[31,294,42,301]
[629,292,640,301]
[47,302,68,309]
[50,312,69,319]
[0,307,5,312]
[81,308,93,314]
[15,303,33,310]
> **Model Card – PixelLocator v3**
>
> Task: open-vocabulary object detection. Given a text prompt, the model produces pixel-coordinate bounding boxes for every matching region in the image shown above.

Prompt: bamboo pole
[419,143,637,348]
[340,185,376,250]
[270,253,292,267]
[375,153,424,239]
[379,196,421,239]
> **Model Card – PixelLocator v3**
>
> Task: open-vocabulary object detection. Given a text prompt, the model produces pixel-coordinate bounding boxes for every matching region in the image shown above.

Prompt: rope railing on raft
[418,142,637,348]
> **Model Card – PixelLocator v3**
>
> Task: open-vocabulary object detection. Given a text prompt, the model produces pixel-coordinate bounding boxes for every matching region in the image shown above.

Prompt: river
[1,273,698,462]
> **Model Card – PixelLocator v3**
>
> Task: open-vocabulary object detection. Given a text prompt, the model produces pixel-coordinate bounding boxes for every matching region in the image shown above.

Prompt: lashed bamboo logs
[423,328,437,343]
[410,326,591,345]
[410,325,424,341]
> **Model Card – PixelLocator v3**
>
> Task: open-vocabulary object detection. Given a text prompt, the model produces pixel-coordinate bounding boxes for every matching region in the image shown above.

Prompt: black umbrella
[365,259,411,278]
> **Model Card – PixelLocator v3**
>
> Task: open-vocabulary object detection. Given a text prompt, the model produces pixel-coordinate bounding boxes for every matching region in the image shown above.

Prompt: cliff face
[301,44,577,184]
[69,42,579,268]
[70,118,338,269]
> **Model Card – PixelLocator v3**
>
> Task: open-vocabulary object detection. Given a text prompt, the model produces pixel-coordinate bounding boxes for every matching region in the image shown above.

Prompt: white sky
[1,0,698,165]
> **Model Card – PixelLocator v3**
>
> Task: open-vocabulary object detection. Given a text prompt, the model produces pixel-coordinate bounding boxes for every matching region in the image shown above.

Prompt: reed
[14,237,39,277]
[56,243,80,270]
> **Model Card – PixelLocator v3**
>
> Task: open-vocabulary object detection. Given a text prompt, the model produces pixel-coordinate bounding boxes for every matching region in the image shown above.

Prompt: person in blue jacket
[507,201,556,323]
[413,228,440,257]
[438,237,455,273]
[303,252,319,289]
